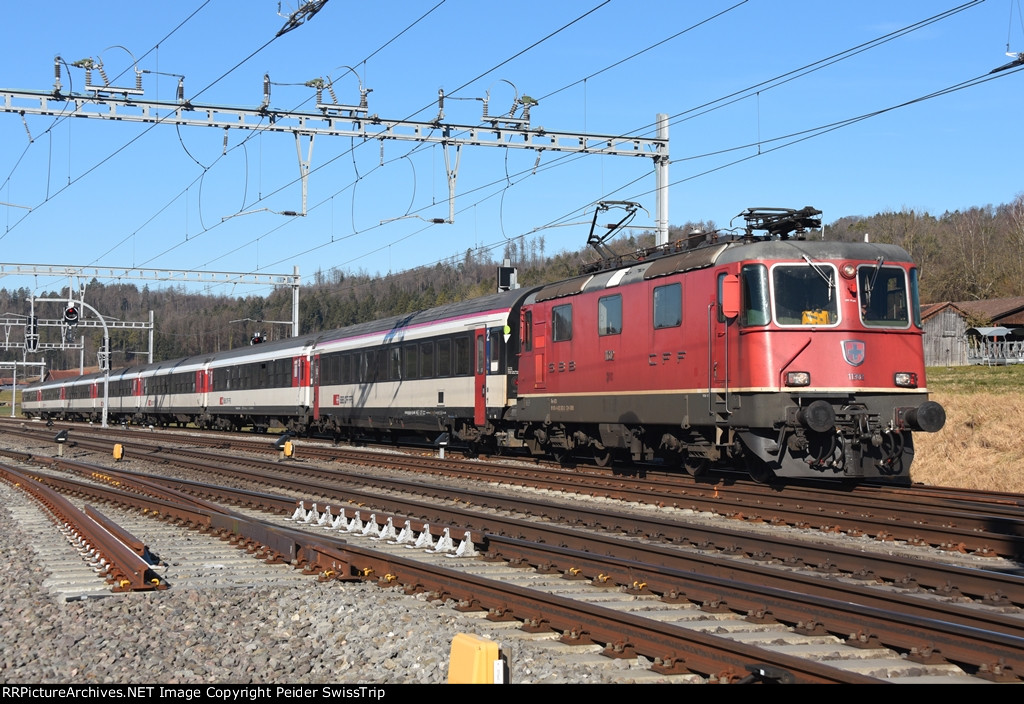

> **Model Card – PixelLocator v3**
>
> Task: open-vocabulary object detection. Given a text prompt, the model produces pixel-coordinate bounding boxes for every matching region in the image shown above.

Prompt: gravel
[0,480,661,685]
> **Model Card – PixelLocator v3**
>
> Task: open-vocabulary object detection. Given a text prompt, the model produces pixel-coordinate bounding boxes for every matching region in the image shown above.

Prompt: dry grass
[913,365,1024,492]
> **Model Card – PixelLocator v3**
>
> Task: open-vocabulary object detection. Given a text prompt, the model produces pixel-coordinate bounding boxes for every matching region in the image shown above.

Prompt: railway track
[7,419,1024,561]
[1,420,1022,683]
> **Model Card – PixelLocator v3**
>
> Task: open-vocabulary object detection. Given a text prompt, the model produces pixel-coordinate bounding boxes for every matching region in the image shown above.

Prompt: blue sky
[0,0,1021,299]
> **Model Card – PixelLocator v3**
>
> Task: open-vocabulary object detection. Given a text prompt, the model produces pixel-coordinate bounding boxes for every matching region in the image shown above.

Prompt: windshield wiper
[801,255,834,301]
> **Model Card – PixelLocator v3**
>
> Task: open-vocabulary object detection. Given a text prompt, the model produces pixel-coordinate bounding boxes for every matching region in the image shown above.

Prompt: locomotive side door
[531,321,546,390]
[710,271,741,415]
[474,329,487,426]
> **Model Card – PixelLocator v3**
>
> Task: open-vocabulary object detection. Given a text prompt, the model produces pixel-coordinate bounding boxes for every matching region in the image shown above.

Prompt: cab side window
[552,304,573,342]
[653,283,682,329]
[598,295,622,336]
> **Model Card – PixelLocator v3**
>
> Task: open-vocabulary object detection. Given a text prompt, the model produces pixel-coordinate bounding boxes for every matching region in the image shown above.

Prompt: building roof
[922,297,1024,326]
[47,367,100,381]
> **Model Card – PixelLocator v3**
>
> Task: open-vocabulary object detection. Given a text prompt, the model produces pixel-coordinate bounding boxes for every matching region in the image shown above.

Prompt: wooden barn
[921,297,1024,366]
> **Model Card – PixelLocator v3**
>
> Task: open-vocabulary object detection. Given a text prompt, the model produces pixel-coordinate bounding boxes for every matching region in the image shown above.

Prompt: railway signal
[63,304,79,343]
[26,316,39,352]
[98,337,110,372]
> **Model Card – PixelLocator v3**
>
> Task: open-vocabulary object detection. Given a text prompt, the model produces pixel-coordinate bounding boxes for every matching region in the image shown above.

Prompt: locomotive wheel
[683,456,709,477]
[593,448,612,467]
[551,449,574,467]
[744,456,776,484]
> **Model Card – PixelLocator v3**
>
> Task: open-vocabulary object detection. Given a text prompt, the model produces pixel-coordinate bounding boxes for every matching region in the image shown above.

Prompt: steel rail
[0,462,165,591]
[485,534,1024,682]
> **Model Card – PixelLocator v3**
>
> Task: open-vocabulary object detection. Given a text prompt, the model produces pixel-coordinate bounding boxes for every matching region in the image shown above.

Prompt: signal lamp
[894,372,918,388]
[785,371,810,387]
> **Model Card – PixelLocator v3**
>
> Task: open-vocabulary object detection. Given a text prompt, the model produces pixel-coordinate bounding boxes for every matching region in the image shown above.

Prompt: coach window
[359,351,372,384]
[598,294,622,336]
[403,344,419,380]
[241,364,254,390]
[388,347,402,380]
[454,335,471,376]
[740,264,770,327]
[489,328,503,373]
[437,339,452,377]
[653,283,682,329]
[420,341,435,378]
[552,303,573,342]
[476,333,487,375]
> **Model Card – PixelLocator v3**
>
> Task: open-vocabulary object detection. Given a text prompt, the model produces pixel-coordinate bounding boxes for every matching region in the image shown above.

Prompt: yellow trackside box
[447,633,507,684]
[113,443,124,461]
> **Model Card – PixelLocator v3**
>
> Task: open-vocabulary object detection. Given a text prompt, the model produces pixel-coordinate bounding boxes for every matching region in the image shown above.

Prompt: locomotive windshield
[771,263,838,326]
[858,264,910,327]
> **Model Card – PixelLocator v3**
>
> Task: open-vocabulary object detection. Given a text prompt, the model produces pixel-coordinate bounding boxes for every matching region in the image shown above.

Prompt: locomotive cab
[726,244,945,482]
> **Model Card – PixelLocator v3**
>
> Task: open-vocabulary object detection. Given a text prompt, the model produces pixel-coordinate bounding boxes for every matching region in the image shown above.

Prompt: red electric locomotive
[511,207,945,482]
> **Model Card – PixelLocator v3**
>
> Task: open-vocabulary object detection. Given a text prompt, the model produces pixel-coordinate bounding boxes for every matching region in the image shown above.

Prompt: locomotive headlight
[786,371,810,387]
[840,263,857,279]
[894,372,918,388]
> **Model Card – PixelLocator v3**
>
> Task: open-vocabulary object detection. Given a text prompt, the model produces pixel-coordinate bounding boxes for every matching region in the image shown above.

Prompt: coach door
[311,354,321,421]
[290,354,308,412]
[194,370,206,406]
[474,330,487,425]
[133,376,144,414]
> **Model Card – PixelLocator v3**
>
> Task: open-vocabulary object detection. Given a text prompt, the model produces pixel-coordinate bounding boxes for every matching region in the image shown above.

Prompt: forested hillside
[2,196,1022,372]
